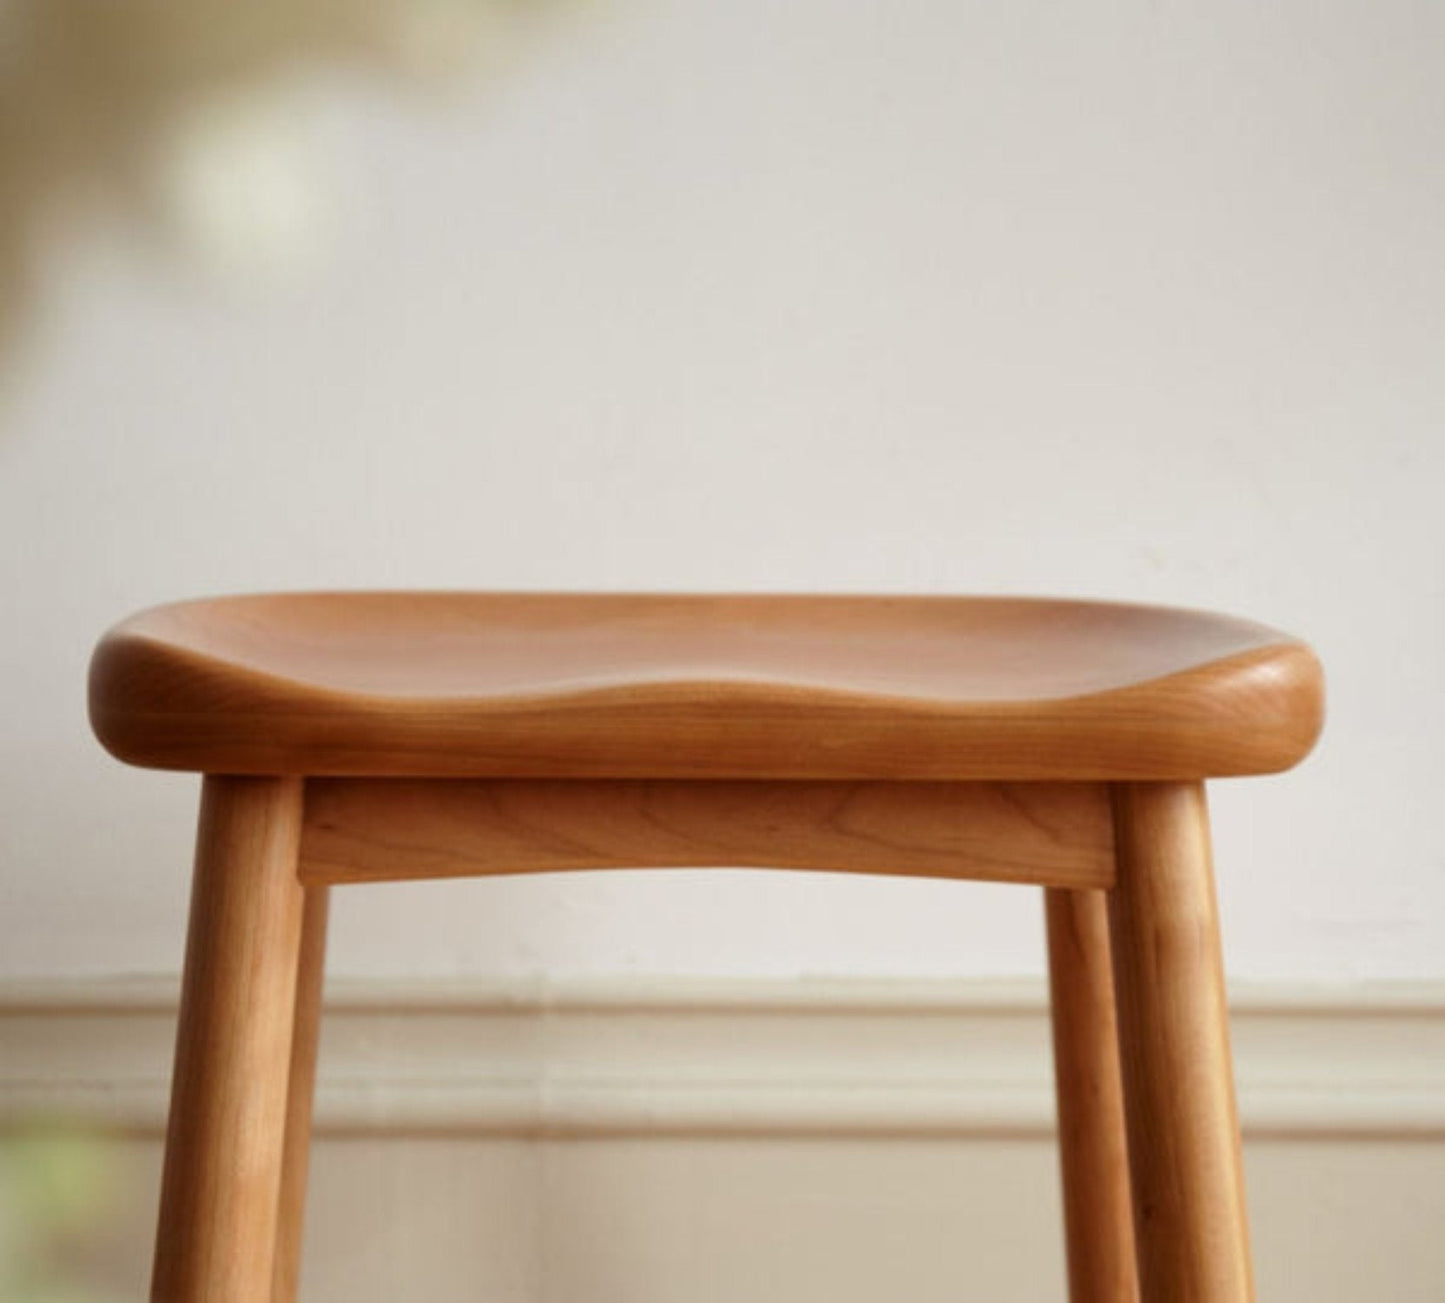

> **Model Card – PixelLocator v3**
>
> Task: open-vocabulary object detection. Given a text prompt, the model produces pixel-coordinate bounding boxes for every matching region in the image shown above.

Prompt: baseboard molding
[2,976,1442,1138]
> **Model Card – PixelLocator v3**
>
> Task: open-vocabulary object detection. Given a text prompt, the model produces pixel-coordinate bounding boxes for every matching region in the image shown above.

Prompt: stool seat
[89,592,1322,780]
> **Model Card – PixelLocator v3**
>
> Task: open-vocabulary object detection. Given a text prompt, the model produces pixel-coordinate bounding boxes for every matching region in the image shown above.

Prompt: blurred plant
[0,0,555,355]
[0,1123,129,1302]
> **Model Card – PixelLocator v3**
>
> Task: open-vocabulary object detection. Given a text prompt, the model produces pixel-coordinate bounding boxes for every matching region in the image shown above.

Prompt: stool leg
[152,776,307,1302]
[1107,782,1254,1302]
[1045,888,1139,1303]
[271,886,330,1303]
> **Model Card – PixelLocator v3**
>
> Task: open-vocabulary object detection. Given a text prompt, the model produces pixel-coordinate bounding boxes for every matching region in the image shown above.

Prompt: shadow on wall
[0,0,560,373]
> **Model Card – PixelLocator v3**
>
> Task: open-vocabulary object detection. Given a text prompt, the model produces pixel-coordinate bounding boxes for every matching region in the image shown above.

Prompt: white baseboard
[3,976,1443,1138]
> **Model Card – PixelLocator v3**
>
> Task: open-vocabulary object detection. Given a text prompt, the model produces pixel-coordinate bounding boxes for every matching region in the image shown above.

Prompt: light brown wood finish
[88,595,1322,1301]
[1107,783,1254,1302]
[89,593,1323,781]
[152,777,307,1303]
[299,779,1115,889]
[1045,889,1139,1303]
[271,886,329,1303]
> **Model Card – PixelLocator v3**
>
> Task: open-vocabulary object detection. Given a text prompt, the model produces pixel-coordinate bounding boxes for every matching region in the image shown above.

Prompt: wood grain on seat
[88,593,1323,779]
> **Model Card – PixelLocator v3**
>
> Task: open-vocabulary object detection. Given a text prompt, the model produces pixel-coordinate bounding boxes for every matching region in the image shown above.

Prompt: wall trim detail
[2,977,1442,1138]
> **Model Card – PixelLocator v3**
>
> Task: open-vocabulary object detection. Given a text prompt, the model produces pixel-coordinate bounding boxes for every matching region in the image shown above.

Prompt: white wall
[0,0,1441,983]
[6,978,1445,1299]
[23,1132,1445,1302]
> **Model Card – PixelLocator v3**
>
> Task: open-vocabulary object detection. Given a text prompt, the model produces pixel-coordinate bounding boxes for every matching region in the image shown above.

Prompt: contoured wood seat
[89,592,1323,780]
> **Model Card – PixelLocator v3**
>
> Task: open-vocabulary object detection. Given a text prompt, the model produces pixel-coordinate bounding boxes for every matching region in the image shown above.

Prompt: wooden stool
[89,594,1324,1302]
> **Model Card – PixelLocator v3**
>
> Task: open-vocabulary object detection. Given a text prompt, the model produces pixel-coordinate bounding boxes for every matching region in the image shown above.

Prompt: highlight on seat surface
[89,591,1323,781]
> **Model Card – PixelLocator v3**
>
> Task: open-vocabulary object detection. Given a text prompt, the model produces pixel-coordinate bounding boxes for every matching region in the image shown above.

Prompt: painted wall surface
[0,0,1440,982]
[20,1134,1445,1303]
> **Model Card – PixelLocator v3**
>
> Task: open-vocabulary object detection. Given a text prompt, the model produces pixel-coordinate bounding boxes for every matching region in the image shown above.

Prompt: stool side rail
[295,778,1116,889]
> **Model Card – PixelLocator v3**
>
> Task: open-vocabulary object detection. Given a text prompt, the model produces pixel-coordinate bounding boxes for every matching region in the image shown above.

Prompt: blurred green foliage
[0,1124,129,1303]
[0,0,560,365]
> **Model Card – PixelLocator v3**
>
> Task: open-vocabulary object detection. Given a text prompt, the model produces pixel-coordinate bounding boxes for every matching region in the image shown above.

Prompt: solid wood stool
[89,593,1324,1302]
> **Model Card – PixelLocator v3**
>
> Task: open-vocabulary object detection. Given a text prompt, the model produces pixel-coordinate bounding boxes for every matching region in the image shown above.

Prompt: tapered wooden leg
[152,776,307,1303]
[1045,888,1139,1303]
[271,886,330,1303]
[1107,782,1254,1302]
